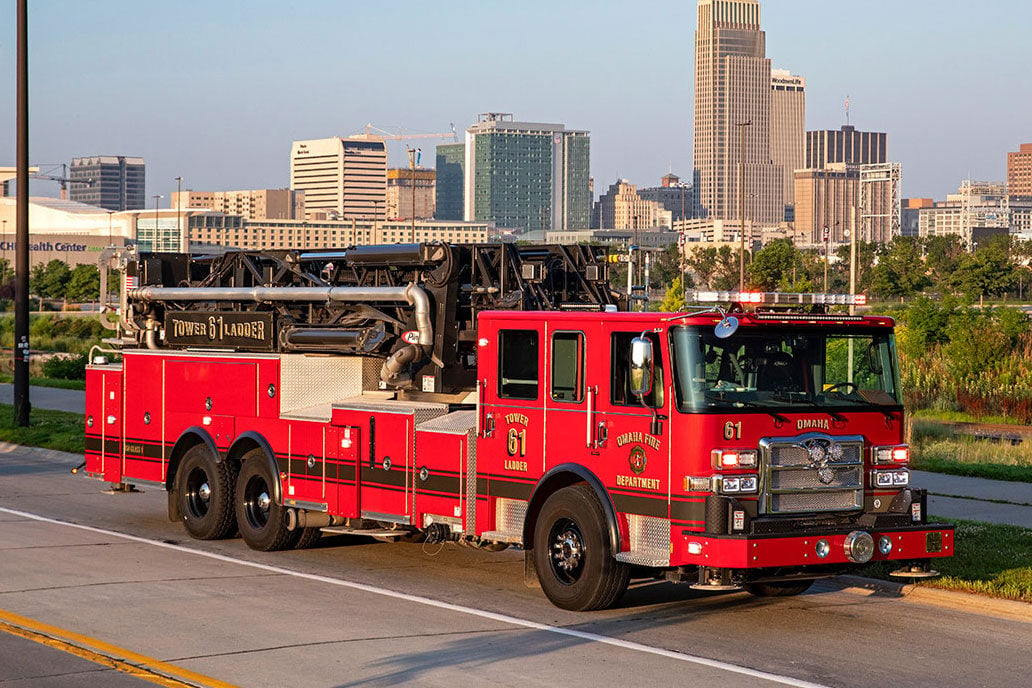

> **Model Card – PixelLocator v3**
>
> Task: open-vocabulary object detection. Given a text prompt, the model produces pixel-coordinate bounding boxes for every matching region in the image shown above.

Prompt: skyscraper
[770,69,805,216]
[805,125,886,170]
[435,143,465,221]
[68,156,145,211]
[693,0,784,225]
[463,113,591,231]
[290,136,387,220]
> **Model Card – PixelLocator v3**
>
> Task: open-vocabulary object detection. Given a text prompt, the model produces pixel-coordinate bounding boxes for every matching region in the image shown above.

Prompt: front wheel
[533,484,629,611]
[235,451,300,551]
[176,444,236,540]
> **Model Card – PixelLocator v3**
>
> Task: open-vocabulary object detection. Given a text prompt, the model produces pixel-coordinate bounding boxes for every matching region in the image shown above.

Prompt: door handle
[484,413,495,438]
[596,420,608,447]
[585,385,594,448]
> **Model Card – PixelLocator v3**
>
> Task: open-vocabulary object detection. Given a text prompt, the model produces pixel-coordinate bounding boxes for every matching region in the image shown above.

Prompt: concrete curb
[831,574,1032,624]
[0,441,82,465]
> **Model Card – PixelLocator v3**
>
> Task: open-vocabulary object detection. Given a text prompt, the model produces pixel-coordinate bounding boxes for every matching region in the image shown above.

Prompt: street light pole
[823,225,830,292]
[175,176,183,252]
[152,195,162,249]
[15,0,31,426]
[736,120,751,292]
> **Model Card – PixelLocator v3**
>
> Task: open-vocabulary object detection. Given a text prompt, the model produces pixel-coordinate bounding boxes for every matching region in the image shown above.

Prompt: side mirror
[630,335,654,397]
[867,342,883,375]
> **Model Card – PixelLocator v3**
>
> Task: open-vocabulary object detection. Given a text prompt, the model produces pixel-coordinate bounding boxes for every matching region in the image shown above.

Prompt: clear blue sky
[1,0,1029,204]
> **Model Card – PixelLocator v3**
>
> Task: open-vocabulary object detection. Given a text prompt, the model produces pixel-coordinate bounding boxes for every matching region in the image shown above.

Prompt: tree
[922,235,964,291]
[868,238,929,298]
[948,237,1016,299]
[833,240,878,293]
[66,264,101,303]
[749,239,800,291]
[659,275,687,312]
[651,244,683,288]
[33,260,71,300]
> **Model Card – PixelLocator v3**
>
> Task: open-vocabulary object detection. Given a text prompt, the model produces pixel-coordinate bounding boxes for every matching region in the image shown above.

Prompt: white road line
[0,506,829,688]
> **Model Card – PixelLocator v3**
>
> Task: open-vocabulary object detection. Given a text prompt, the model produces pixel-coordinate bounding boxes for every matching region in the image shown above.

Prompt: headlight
[718,475,758,494]
[872,469,909,488]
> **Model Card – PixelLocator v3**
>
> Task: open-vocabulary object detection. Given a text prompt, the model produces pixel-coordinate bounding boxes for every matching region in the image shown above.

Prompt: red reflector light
[854,294,868,305]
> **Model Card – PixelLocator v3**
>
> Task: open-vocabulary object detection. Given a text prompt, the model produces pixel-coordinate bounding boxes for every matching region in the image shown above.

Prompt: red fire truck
[83,244,952,610]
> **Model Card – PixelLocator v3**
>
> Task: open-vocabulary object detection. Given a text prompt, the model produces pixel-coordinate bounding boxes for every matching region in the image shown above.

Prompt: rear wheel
[176,444,236,540]
[294,527,322,549]
[745,580,814,597]
[533,484,629,611]
[235,451,300,551]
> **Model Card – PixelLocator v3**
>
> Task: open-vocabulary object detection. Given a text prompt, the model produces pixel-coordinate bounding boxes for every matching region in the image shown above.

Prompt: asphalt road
[1,446,1030,688]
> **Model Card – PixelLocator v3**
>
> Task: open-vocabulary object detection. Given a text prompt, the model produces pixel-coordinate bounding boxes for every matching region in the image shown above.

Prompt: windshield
[670,325,902,413]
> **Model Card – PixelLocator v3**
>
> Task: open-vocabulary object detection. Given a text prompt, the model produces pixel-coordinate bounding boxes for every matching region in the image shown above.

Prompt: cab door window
[611,331,664,407]
[498,329,539,400]
[551,332,584,403]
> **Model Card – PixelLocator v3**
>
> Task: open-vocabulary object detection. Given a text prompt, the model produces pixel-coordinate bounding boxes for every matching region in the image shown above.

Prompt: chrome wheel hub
[552,529,584,572]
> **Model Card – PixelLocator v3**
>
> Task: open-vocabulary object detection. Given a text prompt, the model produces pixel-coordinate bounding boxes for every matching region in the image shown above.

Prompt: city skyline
[1,0,1030,204]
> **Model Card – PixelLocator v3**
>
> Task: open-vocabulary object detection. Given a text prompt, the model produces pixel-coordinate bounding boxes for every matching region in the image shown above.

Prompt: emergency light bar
[691,291,867,306]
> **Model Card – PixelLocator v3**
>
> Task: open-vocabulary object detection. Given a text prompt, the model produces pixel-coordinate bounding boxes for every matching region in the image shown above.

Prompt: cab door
[543,325,602,469]
[593,328,670,521]
[477,320,544,532]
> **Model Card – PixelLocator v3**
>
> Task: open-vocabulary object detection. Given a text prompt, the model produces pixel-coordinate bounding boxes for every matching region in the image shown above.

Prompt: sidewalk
[0,383,84,414]
[912,469,1032,528]
[1,383,1030,528]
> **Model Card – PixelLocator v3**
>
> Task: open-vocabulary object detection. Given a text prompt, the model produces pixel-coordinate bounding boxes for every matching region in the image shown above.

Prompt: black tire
[235,450,300,551]
[745,580,814,597]
[294,527,322,549]
[175,444,236,540]
[533,484,629,611]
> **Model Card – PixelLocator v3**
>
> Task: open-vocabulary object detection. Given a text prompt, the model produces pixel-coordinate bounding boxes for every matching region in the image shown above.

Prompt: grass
[860,517,1032,603]
[908,421,1032,482]
[910,408,1027,425]
[0,374,85,391]
[0,403,84,454]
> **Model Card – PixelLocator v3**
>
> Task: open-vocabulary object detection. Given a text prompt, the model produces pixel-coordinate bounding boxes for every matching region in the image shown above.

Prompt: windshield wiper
[729,398,791,425]
[809,399,847,423]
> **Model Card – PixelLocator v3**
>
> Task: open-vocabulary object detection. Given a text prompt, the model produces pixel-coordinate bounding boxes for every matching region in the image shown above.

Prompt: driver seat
[755,352,802,392]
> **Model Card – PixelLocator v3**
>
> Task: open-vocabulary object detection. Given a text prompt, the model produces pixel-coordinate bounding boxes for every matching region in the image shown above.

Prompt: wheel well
[166,428,218,492]
[523,465,621,554]
[227,432,281,506]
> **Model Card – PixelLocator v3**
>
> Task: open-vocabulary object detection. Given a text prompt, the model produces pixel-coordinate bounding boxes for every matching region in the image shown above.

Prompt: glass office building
[463,114,591,231]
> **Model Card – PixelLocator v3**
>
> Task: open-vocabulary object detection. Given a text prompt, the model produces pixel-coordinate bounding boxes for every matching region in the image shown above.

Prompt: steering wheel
[825,382,859,395]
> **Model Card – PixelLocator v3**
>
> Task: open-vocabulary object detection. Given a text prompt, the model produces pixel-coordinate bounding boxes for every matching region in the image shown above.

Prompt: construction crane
[361,123,458,141]
[30,164,89,200]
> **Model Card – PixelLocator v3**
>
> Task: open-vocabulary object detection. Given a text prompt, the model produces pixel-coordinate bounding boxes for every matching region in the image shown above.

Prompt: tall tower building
[770,69,805,216]
[290,136,387,220]
[805,125,886,170]
[435,143,466,221]
[68,156,145,211]
[463,113,591,231]
[693,0,784,225]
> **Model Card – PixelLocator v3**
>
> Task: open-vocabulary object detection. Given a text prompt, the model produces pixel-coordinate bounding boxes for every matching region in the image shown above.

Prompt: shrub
[41,353,88,380]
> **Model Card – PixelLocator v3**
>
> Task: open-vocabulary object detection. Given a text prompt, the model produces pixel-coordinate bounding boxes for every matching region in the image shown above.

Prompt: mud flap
[524,550,541,588]
[167,488,182,522]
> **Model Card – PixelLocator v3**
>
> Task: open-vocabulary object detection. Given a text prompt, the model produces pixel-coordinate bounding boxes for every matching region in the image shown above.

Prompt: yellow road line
[0,608,237,688]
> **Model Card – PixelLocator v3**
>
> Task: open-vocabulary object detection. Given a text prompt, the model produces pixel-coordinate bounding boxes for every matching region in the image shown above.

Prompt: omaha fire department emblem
[629,445,647,475]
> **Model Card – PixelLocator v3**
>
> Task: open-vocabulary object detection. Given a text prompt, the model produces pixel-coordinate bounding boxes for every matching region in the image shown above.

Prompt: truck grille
[760,435,864,515]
